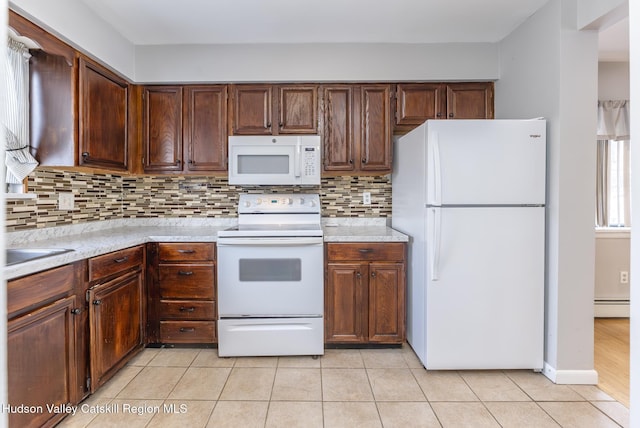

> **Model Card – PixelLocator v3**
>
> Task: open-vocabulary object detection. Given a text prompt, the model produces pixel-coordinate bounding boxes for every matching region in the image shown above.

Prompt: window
[4,32,39,194]
[596,100,631,228]
[596,139,631,227]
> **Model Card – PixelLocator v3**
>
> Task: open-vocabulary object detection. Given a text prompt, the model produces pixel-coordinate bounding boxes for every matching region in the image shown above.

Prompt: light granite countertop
[4,218,408,280]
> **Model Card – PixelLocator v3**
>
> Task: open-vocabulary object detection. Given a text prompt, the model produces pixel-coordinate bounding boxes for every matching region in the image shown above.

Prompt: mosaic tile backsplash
[5,169,392,231]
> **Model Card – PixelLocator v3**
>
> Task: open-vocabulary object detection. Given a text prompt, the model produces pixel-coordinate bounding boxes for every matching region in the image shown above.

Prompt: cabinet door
[79,58,129,170]
[446,82,494,119]
[322,85,355,172]
[184,86,228,172]
[8,296,76,428]
[368,263,405,343]
[231,85,273,135]
[143,86,183,172]
[325,263,368,343]
[359,85,392,172]
[395,83,446,125]
[278,85,318,134]
[89,269,143,391]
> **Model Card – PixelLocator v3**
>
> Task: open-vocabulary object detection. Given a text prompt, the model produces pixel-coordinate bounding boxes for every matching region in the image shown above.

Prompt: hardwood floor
[594,317,630,407]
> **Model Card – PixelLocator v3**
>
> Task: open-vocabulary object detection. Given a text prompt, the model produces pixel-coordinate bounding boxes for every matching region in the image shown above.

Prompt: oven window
[237,155,290,174]
[239,258,301,281]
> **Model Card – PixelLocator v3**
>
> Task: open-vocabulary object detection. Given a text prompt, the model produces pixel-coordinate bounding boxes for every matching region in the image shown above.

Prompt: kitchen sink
[5,248,75,266]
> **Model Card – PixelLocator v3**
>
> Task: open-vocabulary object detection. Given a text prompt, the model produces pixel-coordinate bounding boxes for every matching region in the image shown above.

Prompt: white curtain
[4,38,38,185]
[595,100,631,227]
[597,100,630,141]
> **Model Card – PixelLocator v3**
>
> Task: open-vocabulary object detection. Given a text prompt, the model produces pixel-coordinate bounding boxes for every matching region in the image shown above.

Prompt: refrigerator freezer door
[426,120,546,206]
[424,206,545,370]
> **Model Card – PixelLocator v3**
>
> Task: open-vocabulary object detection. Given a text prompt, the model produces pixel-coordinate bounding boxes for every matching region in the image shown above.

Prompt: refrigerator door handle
[430,207,441,281]
[429,132,442,206]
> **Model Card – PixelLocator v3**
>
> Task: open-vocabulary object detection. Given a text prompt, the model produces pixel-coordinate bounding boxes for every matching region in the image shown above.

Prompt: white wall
[578,0,628,30]
[628,0,639,422]
[134,42,499,83]
[598,61,630,99]
[496,0,599,383]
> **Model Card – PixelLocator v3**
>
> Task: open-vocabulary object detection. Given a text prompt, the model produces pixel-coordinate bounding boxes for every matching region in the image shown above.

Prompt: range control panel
[238,193,320,214]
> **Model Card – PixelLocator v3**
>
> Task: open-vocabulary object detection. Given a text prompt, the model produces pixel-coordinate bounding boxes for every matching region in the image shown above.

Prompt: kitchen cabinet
[147,242,217,344]
[87,245,144,392]
[394,82,494,133]
[229,84,318,135]
[78,56,129,170]
[321,84,393,174]
[143,85,228,173]
[7,263,84,428]
[325,243,406,344]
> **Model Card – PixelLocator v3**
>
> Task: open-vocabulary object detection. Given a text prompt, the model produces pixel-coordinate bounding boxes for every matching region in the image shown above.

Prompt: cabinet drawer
[88,246,144,282]
[159,321,216,343]
[159,264,215,299]
[326,243,405,262]
[8,264,75,318]
[159,300,216,320]
[159,243,214,262]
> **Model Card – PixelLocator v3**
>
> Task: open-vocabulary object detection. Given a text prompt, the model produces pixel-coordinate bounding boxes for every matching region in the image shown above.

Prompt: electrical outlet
[363,192,371,205]
[59,193,75,210]
[620,271,629,284]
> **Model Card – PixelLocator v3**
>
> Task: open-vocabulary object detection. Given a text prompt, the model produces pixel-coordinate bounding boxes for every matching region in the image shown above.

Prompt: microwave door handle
[294,141,302,177]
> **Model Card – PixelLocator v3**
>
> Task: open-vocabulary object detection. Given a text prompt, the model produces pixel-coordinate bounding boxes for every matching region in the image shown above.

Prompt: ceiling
[78,0,628,61]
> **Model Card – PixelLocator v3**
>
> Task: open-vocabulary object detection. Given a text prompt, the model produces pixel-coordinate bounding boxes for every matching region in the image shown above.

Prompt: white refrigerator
[392,119,546,370]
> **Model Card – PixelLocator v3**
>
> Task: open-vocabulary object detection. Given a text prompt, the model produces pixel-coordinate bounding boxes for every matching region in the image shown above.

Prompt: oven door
[217,237,323,317]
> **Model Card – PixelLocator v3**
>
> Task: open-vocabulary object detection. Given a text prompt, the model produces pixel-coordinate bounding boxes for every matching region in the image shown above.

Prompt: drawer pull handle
[114,256,129,263]
[179,327,196,333]
[179,306,196,313]
[178,271,194,276]
[178,249,196,254]
[358,249,374,253]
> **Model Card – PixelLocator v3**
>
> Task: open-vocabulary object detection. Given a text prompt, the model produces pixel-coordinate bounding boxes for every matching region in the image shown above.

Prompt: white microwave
[228,135,321,185]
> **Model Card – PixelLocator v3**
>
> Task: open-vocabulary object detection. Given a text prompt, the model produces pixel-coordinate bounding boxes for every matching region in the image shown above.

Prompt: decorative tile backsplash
[5,168,392,231]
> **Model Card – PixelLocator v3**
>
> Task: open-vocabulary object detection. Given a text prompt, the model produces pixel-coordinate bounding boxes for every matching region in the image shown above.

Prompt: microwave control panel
[303,147,319,177]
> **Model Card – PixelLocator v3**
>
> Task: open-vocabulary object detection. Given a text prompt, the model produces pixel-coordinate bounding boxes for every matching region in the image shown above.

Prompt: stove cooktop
[218,223,323,238]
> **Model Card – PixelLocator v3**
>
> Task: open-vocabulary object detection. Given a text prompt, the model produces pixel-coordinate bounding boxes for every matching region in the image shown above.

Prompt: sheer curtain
[596,100,631,227]
[4,37,38,189]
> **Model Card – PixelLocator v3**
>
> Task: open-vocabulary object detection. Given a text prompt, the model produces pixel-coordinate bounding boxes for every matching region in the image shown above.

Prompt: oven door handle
[217,237,323,246]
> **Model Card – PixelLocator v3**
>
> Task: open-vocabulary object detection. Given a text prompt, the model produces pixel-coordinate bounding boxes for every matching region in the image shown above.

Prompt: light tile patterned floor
[58,346,629,428]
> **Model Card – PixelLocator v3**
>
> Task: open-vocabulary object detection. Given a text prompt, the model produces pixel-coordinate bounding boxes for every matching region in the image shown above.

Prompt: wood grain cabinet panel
[148,242,217,344]
[8,296,77,428]
[79,57,129,170]
[143,86,184,172]
[184,86,228,171]
[322,85,355,172]
[359,85,392,172]
[89,269,144,391]
[277,85,318,134]
[395,83,446,126]
[446,82,495,119]
[230,84,273,135]
[325,243,406,345]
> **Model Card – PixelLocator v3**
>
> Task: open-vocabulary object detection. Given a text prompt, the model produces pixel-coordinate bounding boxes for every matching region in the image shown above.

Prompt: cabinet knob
[371,272,377,278]
[82,152,89,159]
[279,122,284,127]
[362,158,367,164]
[71,308,82,315]
[436,112,442,118]
[176,159,181,165]
[92,299,102,306]
[349,159,354,164]
[356,272,362,279]
[449,113,454,118]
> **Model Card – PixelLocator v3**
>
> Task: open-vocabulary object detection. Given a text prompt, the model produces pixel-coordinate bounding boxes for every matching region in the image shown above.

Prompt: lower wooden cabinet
[8,296,77,428]
[6,262,85,428]
[89,269,144,391]
[87,246,145,392]
[147,242,217,344]
[325,243,406,344]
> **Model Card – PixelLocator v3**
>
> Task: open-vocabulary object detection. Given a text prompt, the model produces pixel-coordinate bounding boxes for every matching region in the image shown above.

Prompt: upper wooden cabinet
[230,84,318,135]
[79,57,129,170]
[322,84,392,175]
[395,82,494,133]
[143,85,228,174]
